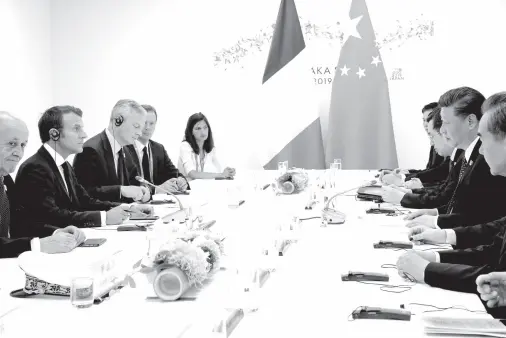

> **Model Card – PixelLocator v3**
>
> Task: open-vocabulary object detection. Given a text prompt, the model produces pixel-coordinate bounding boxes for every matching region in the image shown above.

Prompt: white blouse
[177,141,222,179]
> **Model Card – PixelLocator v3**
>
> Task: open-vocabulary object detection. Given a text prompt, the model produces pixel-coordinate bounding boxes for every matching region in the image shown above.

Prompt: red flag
[325,0,398,169]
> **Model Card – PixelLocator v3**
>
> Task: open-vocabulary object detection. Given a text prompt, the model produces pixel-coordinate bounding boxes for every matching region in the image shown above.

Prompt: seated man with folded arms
[73,99,151,203]
[125,104,189,194]
[407,92,506,249]
[12,106,153,238]
[381,102,447,187]
[0,111,85,258]
[396,97,506,294]
[382,107,462,209]
[382,87,506,230]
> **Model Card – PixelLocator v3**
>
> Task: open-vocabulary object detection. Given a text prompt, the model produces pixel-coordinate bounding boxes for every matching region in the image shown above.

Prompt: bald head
[0,111,29,175]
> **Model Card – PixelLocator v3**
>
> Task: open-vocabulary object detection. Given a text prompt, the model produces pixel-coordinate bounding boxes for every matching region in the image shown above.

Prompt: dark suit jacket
[12,146,120,238]
[0,175,32,258]
[436,140,506,229]
[400,149,464,209]
[73,130,139,202]
[424,231,506,294]
[125,140,189,189]
[407,156,451,185]
[452,216,506,250]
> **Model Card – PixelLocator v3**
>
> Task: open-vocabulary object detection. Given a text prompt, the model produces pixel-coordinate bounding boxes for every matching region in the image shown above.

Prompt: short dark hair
[141,104,157,120]
[438,87,485,121]
[38,106,83,143]
[482,92,506,140]
[429,107,443,132]
[422,102,438,113]
[183,112,214,154]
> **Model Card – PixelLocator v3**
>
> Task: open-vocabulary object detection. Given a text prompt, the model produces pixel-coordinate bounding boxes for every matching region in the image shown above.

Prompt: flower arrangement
[275,168,309,194]
[182,231,226,274]
[151,239,209,287]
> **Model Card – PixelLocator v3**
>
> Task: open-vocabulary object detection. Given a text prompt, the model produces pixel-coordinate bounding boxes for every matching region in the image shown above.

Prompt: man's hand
[381,173,404,186]
[129,204,154,217]
[396,250,434,283]
[40,232,79,254]
[405,215,437,229]
[390,185,412,194]
[405,178,423,190]
[121,186,150,202]
[477,272,506,308]
[222,167,235,178]
[54,226,86,245]
[106,206,130,225]
[408,226,446,244]
[175,177,188,192]
[403,208,438,220]
[157,180,179,194]
[394,168,410,175]
[379,186,405,204]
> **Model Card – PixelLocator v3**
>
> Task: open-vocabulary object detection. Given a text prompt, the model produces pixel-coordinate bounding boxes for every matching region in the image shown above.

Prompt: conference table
[0,170,493,337]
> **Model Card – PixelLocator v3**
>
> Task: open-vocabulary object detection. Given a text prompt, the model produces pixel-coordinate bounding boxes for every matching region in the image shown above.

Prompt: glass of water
[277,161,287,176]
[71,277,94,308]
[333,159,342,170]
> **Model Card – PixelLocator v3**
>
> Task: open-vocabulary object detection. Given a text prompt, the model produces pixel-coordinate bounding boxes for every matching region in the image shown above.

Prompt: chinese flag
[325,0,398,169]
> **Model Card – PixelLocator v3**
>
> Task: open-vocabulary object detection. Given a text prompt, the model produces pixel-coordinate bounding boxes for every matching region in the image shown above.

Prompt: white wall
[0,0,52,175]
[4,0,506,171]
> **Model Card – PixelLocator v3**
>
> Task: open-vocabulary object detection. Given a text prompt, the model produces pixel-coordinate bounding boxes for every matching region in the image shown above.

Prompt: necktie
[61,162,74,202]
[446,158,468,214]
[0,176,11,238]
[117,148,125,185]
[142,147,151,183]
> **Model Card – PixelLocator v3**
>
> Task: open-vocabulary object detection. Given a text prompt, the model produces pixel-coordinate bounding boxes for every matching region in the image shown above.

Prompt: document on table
[423,316,506,337]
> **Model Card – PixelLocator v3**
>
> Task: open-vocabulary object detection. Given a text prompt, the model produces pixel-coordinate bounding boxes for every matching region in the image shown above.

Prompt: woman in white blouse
[178,113,236,180]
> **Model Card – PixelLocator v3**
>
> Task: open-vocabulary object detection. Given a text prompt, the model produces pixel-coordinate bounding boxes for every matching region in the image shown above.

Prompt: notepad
[423,316,506,337]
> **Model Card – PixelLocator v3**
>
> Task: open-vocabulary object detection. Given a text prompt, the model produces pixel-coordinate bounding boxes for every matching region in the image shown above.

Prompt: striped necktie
[446,158,468,214]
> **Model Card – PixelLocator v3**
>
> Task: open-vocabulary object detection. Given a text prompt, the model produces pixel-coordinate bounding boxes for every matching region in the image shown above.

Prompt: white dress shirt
[433,137,480,262]
[104,128,123,173]
[43,143,106,227]
[177,141,222,179]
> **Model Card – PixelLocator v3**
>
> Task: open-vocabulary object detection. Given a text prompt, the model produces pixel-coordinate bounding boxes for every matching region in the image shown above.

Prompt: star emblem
[371,56,381,67]
[356,67,365,79]
[339,14,363,44]
[340,65,350,76]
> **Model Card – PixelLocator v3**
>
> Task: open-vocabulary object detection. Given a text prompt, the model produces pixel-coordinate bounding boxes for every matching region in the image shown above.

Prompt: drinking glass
[71,277,94,308]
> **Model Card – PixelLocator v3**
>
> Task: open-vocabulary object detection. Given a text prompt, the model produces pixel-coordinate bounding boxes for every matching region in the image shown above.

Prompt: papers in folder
[423,316,506,337]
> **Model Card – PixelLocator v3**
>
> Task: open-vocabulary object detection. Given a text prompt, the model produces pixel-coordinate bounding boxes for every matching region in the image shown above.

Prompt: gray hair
[110,99,146,122]
[482,92,506,140]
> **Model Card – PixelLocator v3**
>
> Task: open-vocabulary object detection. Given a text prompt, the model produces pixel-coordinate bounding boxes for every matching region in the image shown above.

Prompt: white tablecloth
[0,170,492,337]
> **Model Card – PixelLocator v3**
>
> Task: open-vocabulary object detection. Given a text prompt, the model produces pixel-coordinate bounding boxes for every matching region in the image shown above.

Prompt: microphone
[135,176,186,223]
[322,180,377,224]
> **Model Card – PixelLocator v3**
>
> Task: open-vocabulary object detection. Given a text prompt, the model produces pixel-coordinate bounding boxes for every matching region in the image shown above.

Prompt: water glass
[277,161,287,176]
[71,277,94,308]
[333,158,342,170]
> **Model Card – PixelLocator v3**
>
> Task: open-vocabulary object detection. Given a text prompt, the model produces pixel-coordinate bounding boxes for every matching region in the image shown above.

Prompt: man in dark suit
[13,106,153,238]
[126,105,188,194]
[408,92,506,249]
[0,111,85,258]
[381,107,462,209]
[381,102,446,186]
[395,92,506,296]
[385,87,506,229]
[73,99,151,203]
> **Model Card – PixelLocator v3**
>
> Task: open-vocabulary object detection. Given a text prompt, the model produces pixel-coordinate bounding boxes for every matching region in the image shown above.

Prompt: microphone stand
[135,176,186,223]
[321,180,376,224]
